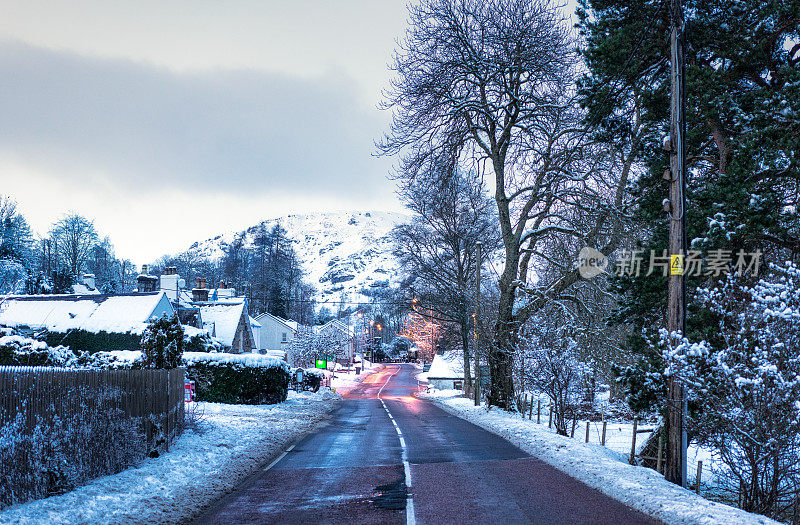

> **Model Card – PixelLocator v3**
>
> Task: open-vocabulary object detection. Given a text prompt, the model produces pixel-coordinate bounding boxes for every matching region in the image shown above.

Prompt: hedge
[183,353,291,404]
[43,330,141,354]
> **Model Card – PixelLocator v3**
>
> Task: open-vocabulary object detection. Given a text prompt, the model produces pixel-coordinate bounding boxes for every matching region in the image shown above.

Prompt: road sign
[315,358,327,369]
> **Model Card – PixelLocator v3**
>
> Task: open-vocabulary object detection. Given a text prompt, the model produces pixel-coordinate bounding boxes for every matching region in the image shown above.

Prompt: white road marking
[378,366,416,525]
[263,442,296,471]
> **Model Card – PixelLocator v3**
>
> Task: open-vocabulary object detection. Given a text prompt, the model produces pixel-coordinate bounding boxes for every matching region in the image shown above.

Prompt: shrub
[183,352,290,404]
[184,332,224,353]
[140,315,183,369]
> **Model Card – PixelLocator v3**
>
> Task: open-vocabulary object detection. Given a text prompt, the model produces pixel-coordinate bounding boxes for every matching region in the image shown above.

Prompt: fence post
[165,370,171,453]
[695,461,702,495]
[522,394,527,419]
[585,421,590,443]
[656,435,663,474]
[571,417,577,438]
[548,406,553,428]
[601,420,607,447]
[537,399,541,424]
[630,419,638,464]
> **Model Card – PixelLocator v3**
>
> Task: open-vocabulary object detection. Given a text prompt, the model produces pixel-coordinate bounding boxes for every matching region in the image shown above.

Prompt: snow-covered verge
[421,392,779,525]
[0,390,340,525]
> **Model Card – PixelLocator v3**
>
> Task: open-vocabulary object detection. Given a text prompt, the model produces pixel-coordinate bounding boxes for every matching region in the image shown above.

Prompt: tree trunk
[489,313,516,410]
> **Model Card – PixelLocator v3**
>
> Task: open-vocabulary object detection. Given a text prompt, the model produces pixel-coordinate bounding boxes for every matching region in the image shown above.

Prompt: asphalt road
[192,364,660,525]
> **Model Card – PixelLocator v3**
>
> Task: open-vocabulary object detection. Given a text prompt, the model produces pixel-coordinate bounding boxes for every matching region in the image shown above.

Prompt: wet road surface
[192,364,660,525]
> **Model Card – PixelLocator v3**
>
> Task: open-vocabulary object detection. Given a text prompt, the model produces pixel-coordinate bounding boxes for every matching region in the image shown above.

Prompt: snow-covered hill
[186,211,408,304]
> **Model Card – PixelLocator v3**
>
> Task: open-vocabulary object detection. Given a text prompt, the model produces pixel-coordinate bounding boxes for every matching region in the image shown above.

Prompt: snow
[81,294,170,334]
[330,361,381,395]
[92,350,290,372]
[426,351,463,378]
[182,351,289,371]
[421,392,779,525]
[184,211,409,304]
[0,298,99,332]
[0,390,340,524]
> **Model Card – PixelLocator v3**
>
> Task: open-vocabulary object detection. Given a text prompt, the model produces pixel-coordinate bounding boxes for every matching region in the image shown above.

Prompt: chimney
[159,267,180,301]
[137,273,158,293]
[216,280,235,299]
[142,264,149,275]
[192,277,209,302]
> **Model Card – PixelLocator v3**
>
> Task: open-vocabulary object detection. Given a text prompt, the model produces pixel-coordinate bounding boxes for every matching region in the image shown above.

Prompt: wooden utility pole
[474,241,482,406]
[665,0,688,487]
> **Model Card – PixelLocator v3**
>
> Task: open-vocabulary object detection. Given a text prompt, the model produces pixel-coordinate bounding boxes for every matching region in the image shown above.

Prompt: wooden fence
[0,366,185,506]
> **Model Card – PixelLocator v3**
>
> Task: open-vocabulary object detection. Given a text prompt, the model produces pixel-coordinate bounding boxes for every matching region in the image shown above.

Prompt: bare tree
[49,213,98,280]
[393,163,499,394]
[520,311,589,436]
[380,0,638,408]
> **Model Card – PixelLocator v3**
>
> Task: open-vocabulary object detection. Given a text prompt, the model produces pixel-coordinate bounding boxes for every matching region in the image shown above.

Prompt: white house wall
[255,314,296,352]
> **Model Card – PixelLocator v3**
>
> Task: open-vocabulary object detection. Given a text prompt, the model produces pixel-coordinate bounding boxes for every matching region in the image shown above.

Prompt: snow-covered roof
[199,302,246,347]
[249,316,262,328]
[254,311,297,332]
[0,292,173,335]
[82,294,171,334]
[427,351,464,379]
[317,318,354,336]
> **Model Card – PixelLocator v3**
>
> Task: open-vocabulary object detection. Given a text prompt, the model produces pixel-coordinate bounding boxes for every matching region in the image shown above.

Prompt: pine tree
[578,0,800,411]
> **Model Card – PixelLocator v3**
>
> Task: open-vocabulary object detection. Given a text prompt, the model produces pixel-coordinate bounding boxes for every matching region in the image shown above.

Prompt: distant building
[426,351,465,391]
[314,318,354,362]
[253,312,297,354]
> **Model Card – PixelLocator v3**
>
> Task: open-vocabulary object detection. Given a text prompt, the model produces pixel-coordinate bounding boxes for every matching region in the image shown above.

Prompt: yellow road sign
[670,254,684,275]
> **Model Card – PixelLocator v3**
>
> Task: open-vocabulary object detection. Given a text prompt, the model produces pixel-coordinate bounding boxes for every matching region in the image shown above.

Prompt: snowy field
[0,390,340,525]
[422,391,779,525]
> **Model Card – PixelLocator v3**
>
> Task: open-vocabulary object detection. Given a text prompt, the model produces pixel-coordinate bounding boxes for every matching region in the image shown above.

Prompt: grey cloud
[0,41,391,197]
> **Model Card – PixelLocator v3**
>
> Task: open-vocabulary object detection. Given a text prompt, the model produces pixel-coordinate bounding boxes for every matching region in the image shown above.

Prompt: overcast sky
[0,1,409,262]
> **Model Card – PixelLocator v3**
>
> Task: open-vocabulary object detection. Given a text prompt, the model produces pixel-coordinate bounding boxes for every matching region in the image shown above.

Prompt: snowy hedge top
[0,334,49,351]
[182,351,290,371]
[302,367,326,378]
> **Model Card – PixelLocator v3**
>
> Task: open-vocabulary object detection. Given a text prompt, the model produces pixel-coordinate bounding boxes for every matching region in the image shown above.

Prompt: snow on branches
[666,264,800,515]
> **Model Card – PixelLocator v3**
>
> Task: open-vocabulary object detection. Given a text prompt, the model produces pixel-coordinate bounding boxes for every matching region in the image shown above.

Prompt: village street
[193,365,659,524]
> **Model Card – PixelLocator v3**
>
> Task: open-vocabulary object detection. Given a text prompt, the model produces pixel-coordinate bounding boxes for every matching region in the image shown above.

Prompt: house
[0,291,175,350]
[198,300,256,354]
[314,318,354,362]
[426,351,465,390]
[253,312,297,354]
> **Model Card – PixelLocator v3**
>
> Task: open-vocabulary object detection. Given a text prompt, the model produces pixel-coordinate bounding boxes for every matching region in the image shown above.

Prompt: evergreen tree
[0,195,33,268]
[140,314,184,369]
[578,0,800,411]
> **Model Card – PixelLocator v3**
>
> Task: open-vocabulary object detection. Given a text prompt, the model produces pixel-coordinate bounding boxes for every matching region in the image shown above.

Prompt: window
[282,332,287,342]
